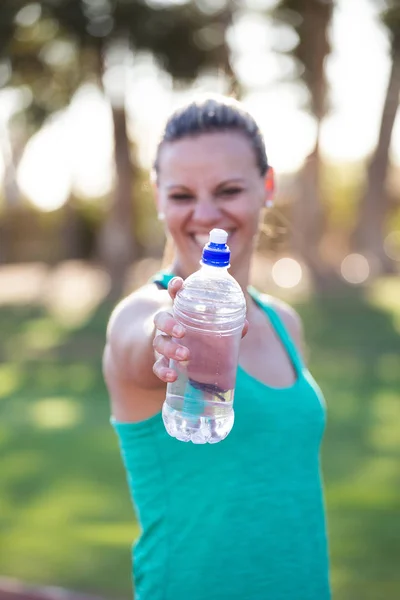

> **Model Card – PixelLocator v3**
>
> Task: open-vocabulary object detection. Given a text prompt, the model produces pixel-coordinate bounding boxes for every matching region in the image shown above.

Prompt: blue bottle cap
[201,229,230,267]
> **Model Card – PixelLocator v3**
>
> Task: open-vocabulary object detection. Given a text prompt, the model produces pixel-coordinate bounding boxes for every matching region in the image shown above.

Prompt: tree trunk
[60,199,86,261]
[0,127,24,263]
[97,104,136,300]
[282,0,335,292]
[352,50,400,274]
[93,40,137,300]
[290,128,333,290]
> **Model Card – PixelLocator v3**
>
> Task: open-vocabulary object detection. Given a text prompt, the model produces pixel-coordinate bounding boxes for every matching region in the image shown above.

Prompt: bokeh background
[1,1,400,599]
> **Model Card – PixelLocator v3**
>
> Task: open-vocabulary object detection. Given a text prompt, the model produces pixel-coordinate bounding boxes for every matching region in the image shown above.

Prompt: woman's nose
[192,199,221,224]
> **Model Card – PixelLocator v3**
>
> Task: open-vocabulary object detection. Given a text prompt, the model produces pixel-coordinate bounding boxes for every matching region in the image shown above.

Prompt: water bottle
[162,228,246,444]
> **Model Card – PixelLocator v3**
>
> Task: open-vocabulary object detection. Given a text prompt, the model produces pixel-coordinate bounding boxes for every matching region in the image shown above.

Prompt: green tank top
[112,272,331,600]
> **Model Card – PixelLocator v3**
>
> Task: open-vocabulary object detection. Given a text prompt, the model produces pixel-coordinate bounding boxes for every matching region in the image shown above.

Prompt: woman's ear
[264,166,275,208]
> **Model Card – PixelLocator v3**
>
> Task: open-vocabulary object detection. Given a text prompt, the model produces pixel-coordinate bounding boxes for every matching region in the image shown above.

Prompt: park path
[0,259,161,321]
[0,578,107,600]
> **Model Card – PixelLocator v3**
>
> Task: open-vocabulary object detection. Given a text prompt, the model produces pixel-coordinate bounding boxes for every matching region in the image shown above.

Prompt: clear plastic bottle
[162,228,246,444]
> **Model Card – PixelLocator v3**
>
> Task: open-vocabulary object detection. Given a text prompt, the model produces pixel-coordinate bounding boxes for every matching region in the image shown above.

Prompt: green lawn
[1,279,399,599]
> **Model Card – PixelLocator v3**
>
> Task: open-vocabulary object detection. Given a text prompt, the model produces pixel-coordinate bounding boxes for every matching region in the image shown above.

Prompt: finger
[168,277,184,301]
[241,319,249,338]
[154,310,185,338]
[153,356,177,383]
[153,333,189,361]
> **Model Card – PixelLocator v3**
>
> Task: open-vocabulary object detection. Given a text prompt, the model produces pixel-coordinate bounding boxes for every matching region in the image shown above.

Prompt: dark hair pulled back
[153,95,268,179]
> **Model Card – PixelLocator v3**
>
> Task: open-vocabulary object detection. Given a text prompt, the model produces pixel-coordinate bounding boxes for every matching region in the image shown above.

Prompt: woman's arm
[102,279,188,422]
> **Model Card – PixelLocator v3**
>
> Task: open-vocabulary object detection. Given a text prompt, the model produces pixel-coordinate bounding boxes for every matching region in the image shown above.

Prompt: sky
[0,0,396,211]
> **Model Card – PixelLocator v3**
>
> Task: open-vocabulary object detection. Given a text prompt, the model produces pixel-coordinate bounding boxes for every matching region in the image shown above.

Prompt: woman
[103,95,331,600]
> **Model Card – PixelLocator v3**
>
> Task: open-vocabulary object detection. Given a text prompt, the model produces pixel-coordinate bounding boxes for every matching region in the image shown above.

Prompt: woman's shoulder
[106,282,169,345]
[256,292,305,359]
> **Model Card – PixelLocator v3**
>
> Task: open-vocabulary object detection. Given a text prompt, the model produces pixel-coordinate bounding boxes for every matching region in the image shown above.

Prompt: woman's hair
[153,95,268,180]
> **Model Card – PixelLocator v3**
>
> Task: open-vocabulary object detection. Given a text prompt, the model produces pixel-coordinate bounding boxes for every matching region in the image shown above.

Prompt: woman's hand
[152,276,249,385]
[153,277,187,383]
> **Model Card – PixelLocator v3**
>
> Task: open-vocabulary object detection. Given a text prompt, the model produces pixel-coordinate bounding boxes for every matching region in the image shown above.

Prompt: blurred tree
[0,2,45,260]
[0,1,234,294]
[0,5,18,215]
[0,0,89,262]
[40,0,235,297]
[352,0,400,274]
[272,0,335,289]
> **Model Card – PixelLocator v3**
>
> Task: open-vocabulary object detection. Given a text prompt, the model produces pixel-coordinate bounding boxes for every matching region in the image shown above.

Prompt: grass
[296,279,400,600]
[0,278,400,599]
[0,302,136,597]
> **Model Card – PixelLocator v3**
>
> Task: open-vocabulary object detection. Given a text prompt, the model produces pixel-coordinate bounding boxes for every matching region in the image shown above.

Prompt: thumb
[168,276,184,301]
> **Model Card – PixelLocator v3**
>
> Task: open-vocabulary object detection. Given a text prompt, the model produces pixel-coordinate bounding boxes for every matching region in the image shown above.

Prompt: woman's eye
[169,193,193,201]
[220,188,242,196]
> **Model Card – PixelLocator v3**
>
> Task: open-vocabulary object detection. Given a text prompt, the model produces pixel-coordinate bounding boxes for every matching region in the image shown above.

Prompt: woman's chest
[238,314,298,389]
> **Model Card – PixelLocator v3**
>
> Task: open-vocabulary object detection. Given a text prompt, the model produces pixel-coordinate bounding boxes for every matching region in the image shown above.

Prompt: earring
[265,166,275,209]
[158,212,165,221]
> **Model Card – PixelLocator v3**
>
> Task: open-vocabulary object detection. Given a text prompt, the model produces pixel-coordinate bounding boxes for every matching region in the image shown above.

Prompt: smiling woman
[155,132,265,281]
[103,94,331,600]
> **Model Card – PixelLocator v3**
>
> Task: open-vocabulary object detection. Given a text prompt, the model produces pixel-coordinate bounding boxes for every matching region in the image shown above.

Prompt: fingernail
[166,370,175,381]
[172,325,184,337]
[176,347,187,360]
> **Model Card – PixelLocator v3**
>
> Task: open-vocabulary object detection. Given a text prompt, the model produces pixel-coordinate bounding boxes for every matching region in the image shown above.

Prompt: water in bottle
[162,228,246,444]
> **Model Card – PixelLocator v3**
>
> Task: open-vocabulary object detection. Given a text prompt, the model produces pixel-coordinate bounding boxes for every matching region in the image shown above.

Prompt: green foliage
[42,0,231,79]
[1,0,232,128]
[0,1,84,131]
[0,277,400,597]
[381,1,400,53]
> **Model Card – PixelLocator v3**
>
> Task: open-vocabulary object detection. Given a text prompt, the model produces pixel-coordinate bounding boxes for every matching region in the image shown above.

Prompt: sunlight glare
[17,114,71,211]
[15,3,42,28]
[272,258,302,288]
[0,87,32,121]
[0,150,4,185]
[17,85,114,210]
[383,231,400,262]
[126,56,174,167]
[322,0,390,162]
[245,91,317,173]
[341,253,370,284]
[67,84,114,198]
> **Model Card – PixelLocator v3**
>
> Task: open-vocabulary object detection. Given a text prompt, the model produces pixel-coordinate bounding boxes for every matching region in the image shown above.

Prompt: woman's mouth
[192,234,210,248]
[191,231,235,249]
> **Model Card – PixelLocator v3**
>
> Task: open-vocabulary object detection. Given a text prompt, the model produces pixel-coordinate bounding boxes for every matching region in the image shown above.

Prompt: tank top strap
[248,286,305,375]
[150,270,175,290]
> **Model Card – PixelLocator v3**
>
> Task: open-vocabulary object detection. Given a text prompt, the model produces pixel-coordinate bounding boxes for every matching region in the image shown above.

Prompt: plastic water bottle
[162,228,246,444]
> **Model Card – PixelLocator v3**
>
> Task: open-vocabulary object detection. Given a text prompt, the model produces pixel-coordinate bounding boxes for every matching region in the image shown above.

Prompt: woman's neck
[170,256,252,293]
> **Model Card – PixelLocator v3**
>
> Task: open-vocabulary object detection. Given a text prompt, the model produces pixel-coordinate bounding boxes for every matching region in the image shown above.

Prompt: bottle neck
[199,263,230,277]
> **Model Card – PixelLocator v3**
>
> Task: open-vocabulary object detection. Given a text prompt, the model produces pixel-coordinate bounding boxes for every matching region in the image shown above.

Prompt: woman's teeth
[193,234,210,247]
[193,232,233,247]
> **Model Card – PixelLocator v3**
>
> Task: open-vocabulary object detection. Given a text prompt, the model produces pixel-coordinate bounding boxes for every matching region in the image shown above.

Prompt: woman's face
[156,131,267,278]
